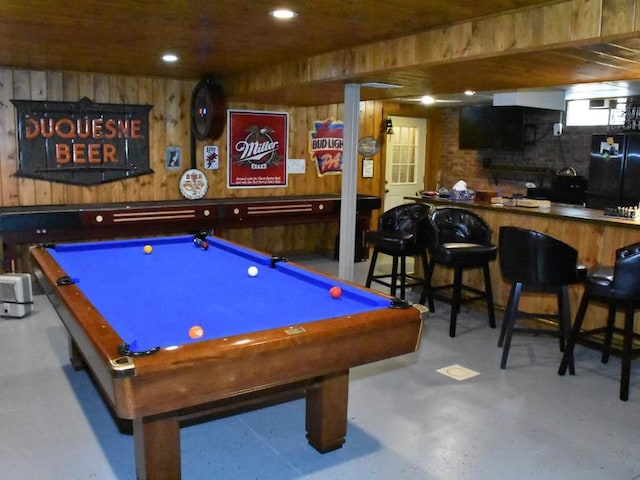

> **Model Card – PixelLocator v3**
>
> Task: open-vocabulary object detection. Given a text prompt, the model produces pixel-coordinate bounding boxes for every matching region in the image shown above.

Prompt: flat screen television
[458,106,525,151]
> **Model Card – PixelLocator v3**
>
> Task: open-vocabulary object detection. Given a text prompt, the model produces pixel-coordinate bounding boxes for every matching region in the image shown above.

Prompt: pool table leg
[305,370,349,453]
[68,337,86,370]
[133,415,181,480]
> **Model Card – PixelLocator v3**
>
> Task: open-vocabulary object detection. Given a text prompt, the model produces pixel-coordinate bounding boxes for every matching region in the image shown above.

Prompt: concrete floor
[1,254,639,479]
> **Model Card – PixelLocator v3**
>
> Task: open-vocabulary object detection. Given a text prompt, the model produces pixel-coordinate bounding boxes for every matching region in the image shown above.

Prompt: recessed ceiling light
[406,95,462,105]
[162,53,179,63]
[269,9,298,19]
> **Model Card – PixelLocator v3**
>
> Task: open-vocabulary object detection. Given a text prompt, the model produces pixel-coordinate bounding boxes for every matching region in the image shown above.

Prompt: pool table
[30,234,423,480]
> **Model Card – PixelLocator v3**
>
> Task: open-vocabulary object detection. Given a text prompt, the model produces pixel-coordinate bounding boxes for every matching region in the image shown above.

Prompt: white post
[338,83,360,281]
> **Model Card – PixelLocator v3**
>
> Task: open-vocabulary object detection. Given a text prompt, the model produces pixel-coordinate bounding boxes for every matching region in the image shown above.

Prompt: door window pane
[391,126,417,184]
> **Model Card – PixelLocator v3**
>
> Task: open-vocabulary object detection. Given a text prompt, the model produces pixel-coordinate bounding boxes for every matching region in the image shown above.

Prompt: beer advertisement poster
[11,97,152,186]
[227,110,288,188]
[309,119,343,176]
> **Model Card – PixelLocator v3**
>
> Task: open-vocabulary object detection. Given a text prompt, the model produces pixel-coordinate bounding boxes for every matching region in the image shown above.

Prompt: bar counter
[411,197,640,331]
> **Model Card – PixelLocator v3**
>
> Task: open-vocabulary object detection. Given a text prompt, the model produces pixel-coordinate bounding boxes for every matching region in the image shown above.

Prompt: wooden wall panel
[14,71,35,208]
[45,72,67,206]
[358,100,383,197]
[602,0,636,35]
[0,69,385,206]
[0,69,16,206]
[571,0,602,40]
[514,7,544,48]
[150,77,169,201]
[470,18,496,56]
[0,68,388,255]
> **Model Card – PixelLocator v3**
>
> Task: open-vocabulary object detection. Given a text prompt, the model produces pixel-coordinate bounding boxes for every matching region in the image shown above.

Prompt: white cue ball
[247,266,259,277]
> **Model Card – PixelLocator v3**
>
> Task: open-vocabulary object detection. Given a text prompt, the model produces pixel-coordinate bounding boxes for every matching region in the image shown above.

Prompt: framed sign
[166,146,181,169]
[11,97,153,186]
[204,145,219,170]
[179,168,208,199]
[309,119,343,176]
[227,110,288,188]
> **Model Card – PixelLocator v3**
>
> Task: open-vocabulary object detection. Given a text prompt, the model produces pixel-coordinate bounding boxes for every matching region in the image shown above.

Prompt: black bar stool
[558,242,640,401]
[420,207,497,337]
[365,203,430,300]
[498,226,586,369]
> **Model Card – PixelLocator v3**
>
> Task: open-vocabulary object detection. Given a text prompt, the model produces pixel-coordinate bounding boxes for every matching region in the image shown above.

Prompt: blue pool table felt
[49,236,391,351]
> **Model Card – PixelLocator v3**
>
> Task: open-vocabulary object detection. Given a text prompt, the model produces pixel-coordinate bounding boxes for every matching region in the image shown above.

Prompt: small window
[566,98,627,126]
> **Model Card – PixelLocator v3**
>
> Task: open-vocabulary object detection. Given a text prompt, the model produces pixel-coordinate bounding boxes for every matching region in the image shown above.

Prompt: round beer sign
[179,168,208,199]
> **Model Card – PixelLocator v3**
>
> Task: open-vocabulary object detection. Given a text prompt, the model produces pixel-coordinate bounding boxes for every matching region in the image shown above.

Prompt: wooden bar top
[407,196,640,231]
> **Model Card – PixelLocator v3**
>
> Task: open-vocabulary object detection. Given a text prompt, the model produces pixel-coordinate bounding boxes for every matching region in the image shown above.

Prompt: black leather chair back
[365,203,431,300]
[610,242,640,298]
[427,207,492,251]
[378,203,431,250]
[420,206,497,336]
[499,226,580,287]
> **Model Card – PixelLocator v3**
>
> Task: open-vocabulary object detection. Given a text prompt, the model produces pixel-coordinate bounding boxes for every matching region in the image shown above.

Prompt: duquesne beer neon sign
[12,97,153,186]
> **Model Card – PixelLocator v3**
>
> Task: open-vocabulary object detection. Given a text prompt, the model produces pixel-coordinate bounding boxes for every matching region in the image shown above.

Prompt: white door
[383,116,427,211]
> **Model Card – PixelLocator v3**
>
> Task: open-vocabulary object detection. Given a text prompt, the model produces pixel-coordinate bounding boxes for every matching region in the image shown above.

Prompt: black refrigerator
[586,133,640,209]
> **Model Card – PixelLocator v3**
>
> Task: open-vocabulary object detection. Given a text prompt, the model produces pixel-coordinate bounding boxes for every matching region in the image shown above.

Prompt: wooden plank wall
[0,68,385,255]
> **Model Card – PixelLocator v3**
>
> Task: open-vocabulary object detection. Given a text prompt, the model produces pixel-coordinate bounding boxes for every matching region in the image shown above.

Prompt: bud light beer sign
[227,110,288,188]
[310,119,343,176]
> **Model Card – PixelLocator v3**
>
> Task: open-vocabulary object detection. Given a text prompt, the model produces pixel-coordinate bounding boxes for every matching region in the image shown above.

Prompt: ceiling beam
[222,0,640,106]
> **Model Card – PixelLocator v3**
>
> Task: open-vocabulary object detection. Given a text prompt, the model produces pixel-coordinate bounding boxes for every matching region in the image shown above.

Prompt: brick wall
[440,107,600,197]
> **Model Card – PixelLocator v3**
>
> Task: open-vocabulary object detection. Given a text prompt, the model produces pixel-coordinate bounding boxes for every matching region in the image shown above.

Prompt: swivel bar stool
[420,207,497,337]
[498,226,586,369]
[558,242,640,401]
[365,203,431,300]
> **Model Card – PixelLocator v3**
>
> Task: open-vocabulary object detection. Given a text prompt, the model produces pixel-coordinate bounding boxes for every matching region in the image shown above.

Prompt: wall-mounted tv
[458,106,525,151]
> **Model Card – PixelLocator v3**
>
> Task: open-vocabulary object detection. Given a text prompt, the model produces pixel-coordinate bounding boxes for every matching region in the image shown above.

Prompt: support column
[338,83,360,281]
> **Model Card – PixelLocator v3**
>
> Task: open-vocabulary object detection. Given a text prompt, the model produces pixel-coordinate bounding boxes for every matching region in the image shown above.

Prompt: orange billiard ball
[329,286,342,298]
[143,244,153,254]
[188,325,204,339]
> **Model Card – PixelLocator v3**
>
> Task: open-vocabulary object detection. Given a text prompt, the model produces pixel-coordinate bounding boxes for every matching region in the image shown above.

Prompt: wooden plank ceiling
[267,39,640,105]
[1,0,639,105]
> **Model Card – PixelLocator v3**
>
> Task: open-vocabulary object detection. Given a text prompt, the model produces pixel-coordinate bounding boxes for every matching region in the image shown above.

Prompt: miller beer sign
[12,97,153,186]
[227,109,288,188]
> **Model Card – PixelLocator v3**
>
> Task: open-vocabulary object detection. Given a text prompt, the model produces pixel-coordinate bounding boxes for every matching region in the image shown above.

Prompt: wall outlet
[553,123,563,136]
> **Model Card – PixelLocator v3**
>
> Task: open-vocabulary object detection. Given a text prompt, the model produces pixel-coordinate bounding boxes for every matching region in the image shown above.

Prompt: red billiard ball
[330,286,342,298]
[200,241,209,250]
[189,325,204,339]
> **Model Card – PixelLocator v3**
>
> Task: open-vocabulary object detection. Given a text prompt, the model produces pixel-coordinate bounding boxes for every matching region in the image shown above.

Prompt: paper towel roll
[452,180,467,191]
